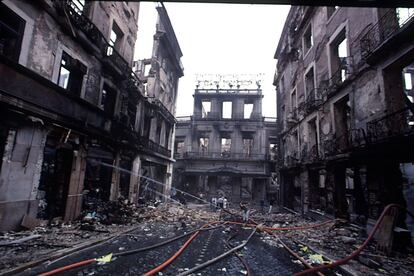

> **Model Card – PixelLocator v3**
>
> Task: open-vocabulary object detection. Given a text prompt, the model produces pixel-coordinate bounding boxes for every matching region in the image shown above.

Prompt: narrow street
[1,203,413,275]
[1,0,414,275]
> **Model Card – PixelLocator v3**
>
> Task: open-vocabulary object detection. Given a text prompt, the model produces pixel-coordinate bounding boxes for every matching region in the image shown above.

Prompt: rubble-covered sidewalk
[0,202,218,275]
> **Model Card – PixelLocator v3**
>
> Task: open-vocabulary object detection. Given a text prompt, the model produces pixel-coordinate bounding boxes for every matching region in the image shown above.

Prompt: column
[129,156,141,203]
[64,143,87,221]
[109,152,121,201]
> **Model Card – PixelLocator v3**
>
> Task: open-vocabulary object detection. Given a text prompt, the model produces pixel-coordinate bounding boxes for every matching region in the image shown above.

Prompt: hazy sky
[135,2,290,117]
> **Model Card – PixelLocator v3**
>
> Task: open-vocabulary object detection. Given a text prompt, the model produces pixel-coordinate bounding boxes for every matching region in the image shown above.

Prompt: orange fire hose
[293,204,403,276]
[38,259,96,276]
[142,221,223,276]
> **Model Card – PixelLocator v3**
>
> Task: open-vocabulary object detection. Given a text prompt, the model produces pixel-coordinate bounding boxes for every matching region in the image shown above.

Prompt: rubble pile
[0,202,214,274]
[263,213,414,275]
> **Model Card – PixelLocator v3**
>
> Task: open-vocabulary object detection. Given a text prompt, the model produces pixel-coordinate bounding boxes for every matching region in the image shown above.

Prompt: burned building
[134,5,184,202]
[173,75,278,204]
[0,0,182,231]
[274,6,414,233]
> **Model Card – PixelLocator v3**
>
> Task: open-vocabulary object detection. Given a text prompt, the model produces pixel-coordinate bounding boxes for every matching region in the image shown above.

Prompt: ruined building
[134,6,184,201]
[274,6,414,233]
[0,0,182,230]
[173,75,278,204]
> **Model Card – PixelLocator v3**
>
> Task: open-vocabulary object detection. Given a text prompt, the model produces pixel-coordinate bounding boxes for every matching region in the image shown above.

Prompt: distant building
[173,75,278,204]
[274,6,414,232]
[0,1,182,230]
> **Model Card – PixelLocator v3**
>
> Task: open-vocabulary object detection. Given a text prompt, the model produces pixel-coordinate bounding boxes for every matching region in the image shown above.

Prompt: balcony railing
[300,88,324,116]
[180,151,268,160]
[367,106,414,143]
[195,89,261,95]
[360,8,414,59]
[322,57,354,98]
[140,137,171,157]
[61,1,130,77]
[301,144,320,163]
[148,97,176,123]
[322,128,369,157]
[176,116,192,122]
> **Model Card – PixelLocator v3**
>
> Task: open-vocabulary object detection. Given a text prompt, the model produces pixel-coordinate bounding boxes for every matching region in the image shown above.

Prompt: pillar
[129,156,141,203]
[64,143,87,221]
[0,125,48,231]
[110,152,121,201]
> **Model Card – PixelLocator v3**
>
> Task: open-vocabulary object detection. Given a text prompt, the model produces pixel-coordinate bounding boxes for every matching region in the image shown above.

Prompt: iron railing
[322,128,368,156]
[195,89,262,95]
[366,106,414,143]
[285,151,299,168]
[148,97,176,123]
[300,144,320,163]
[360,8,414,59]
[140,137,171,157]
[180,151,268,160]
[323,57,354,98]
[301,88,324,115]
[62,1,130,76]
[176,116,192,122]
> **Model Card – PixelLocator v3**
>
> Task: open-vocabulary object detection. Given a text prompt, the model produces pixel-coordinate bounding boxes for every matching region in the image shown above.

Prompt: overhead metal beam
[136,0,414,8]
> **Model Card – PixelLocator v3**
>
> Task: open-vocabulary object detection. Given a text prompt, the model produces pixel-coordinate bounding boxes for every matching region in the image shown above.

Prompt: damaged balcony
[299,88,324,116]
[140,136,172,158]
[57,0,131,79]
[179,151,268,160]
[360,8,414,64]
[366,106,414,143]
[148,97,176,124]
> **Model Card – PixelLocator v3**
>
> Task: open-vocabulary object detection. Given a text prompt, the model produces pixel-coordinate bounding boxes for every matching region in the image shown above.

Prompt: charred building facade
[0,0,182,231]
[174,76,278,204]
[274,6,414,233]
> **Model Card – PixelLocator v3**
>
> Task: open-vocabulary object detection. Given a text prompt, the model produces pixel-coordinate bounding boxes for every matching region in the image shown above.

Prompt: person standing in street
[268,198,274,214]
[240,201,250,224]
[223,197,228,209]
[217,196,224,209]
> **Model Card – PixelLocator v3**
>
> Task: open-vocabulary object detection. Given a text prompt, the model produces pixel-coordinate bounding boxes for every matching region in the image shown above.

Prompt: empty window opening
[0,3,25,62]
[165,125,171,148]
[404,72,412,91]
[305,67,315,97]
[155,120,162,144]
[244,103,254,119]
[269,143,277,160]
[243,138,254,157]
[70,0,85,14]
[327,6,339,19]
[58,52,86,95]
[199,137,209,154]
[201,101,211,118]
[222,101,232,119]
[174,141,185,158]
[397,8,414,27]
[308,118,319,156]
[330,29,349,82]
[334,96,351,150]
[143,63,151,76]
[303,23,313,54]
[221,138,231,157]
[101,84,117,115]
[107,21,124,55]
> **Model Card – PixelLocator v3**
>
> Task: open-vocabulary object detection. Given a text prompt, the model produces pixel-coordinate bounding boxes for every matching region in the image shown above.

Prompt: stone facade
[173,76,278,204]
[0,1,182,230]
[274,6,414,236]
